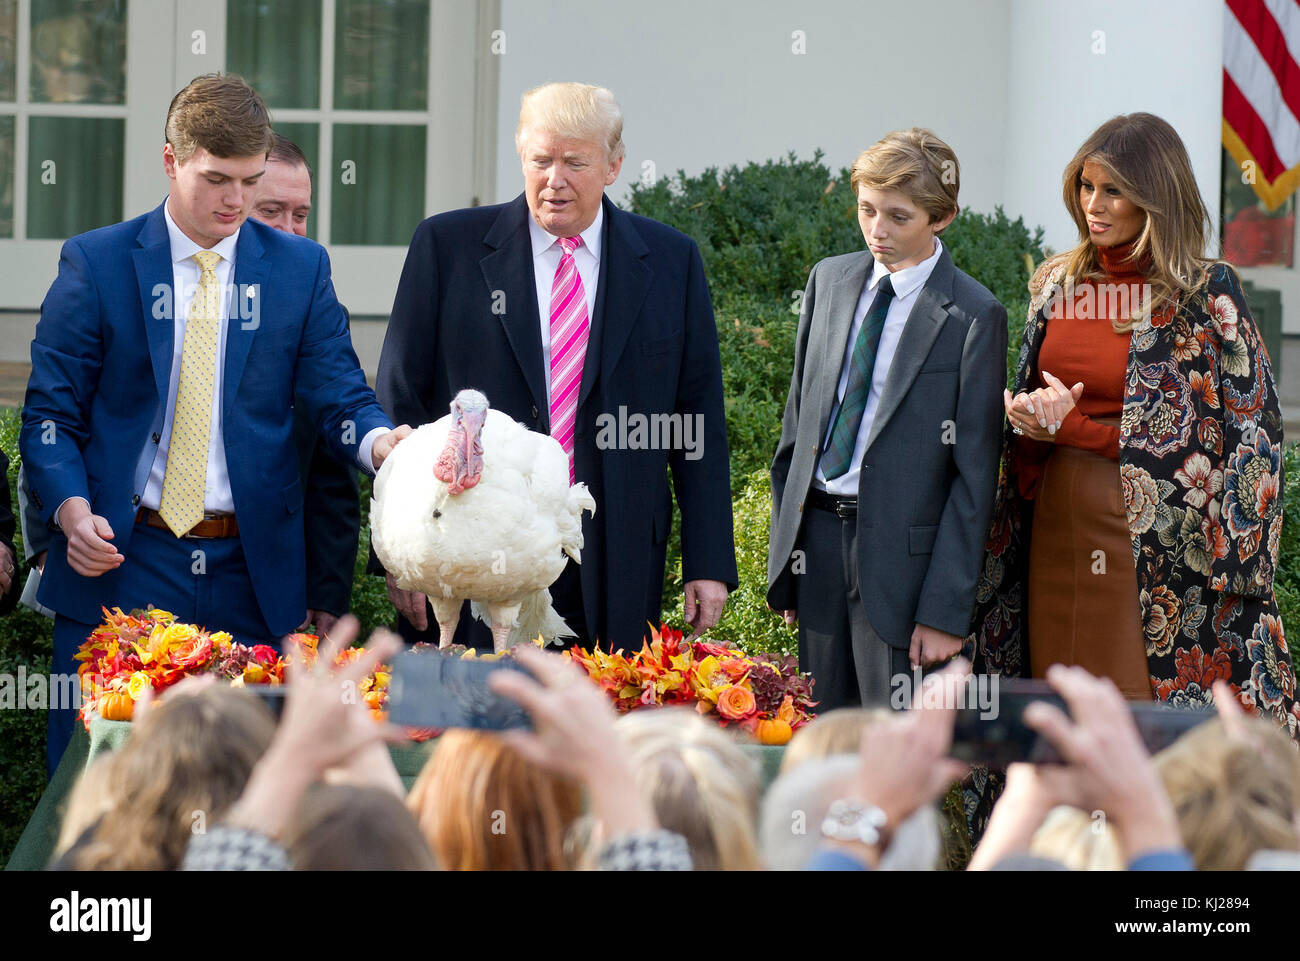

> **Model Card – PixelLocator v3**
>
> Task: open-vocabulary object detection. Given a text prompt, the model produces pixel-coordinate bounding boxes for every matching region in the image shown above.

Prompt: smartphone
[247,685,289,721]
[387,649,533,731]
[949,678,1212,765]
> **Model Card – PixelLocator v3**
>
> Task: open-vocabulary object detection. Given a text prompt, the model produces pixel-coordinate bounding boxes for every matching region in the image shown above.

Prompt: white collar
[163,199,241,266]
[868,236,943,299]
[528,201,604,261]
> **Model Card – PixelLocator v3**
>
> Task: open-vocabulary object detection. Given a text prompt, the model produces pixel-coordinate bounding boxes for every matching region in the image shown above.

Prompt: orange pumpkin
[100,692,134,722]
[754,717,792,746]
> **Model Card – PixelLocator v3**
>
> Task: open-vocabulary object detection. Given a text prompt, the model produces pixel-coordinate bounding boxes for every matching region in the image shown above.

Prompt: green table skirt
[7,717,786,870]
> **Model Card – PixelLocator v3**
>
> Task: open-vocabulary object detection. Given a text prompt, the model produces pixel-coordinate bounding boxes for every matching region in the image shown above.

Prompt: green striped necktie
[819,272,895,480]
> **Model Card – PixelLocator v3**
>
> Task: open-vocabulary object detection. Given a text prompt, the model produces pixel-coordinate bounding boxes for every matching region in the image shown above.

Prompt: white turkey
[370,389,596,653]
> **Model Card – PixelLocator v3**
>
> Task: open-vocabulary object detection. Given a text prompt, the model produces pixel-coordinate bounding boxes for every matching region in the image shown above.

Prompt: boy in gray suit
[767,129,1006,710]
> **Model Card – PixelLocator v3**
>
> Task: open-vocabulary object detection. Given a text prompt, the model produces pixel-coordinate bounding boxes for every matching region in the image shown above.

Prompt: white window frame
[0,0,498,315]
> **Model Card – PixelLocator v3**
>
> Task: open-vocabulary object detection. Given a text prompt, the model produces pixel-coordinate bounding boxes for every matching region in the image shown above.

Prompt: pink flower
[1173,452,1223,508]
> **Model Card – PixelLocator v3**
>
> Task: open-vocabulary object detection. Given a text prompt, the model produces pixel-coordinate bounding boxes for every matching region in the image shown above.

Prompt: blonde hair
[615,708,762,871]
[1029,805,1124,870]
[1027,715,1300,871]
[63,687,276,870]
[515,82,625,162]
[850,128,960,230]
[1059,112,1216,332]
[406,729,582,871]
[779,707,892,775]
[1154,716,1300,871]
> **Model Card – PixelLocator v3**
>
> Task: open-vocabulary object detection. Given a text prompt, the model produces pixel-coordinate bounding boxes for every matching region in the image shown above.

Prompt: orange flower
[716,684,757,720]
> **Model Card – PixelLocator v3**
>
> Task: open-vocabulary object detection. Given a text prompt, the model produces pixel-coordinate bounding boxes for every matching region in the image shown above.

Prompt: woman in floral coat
[971,113,1299,741]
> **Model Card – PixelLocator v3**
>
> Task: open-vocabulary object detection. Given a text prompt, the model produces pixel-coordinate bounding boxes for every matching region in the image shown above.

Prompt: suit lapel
[815,253,873,443]
[589,196,650,410]
[480,195,548,421]
[225,224,270,416]
[132,203,175,406]
[863,249,955,452]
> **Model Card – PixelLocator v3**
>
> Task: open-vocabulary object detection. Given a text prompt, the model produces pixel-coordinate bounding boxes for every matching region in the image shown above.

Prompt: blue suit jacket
[20,201,391,633]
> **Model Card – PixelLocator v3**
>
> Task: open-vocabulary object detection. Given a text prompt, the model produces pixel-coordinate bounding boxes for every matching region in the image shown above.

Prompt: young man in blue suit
[21,74,409,774]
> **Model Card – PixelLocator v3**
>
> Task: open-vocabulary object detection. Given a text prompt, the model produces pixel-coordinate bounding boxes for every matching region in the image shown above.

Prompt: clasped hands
[1004,371,1084,442]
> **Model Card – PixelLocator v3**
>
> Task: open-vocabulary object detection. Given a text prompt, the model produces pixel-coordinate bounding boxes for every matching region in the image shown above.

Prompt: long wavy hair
[406,729,582,870]
[1059,112,1217,332]
[63,687,276,870]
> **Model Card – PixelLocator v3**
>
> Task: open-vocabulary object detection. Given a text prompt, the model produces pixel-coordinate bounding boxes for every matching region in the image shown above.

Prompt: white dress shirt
[140,201,242,513]
[528,204,603,408]
[815,237,946,496]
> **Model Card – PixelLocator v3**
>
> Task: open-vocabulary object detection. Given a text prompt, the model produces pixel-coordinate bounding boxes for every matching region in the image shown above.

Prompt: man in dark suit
[251,134,360,637]
[21,75,408,774]
[767,129,1006,710]
[377,81,736,652]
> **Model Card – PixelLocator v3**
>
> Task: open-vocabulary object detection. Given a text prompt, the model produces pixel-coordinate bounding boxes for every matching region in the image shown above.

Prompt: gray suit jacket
[767,246,1006,648]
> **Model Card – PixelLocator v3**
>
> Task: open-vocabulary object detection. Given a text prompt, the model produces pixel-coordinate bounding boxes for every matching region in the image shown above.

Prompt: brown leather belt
[807,486,857,518]
[135,507,240,538]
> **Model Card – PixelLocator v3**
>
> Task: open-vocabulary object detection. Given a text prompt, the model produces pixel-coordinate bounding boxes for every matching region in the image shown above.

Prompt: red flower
[249,644,279,667]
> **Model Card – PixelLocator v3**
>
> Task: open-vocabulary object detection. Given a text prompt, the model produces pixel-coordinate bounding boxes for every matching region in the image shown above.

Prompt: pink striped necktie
[548,235,589,482]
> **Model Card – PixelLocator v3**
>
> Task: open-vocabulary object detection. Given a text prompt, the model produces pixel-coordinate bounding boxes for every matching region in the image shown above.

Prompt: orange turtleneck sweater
[1015,240,1147,499]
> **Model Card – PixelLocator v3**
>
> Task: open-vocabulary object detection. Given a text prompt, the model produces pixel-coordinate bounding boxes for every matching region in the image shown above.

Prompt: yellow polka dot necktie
[158,250,222,537]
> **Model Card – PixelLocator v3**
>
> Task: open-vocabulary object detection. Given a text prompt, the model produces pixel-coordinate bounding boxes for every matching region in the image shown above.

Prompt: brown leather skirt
[1027,430,1153,700]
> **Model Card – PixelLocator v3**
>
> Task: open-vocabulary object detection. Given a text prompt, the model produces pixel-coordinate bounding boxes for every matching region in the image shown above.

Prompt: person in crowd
[250,133,361,638]
[970,679,1300,870]
[767,128,1006,710]
[806,661,1194,870]
[285,784,437,870]
[52,684,276,870]
[777,706,890,775]
[761,753,942,870]
[20,73,407,776]
[973,112,1299,736]
[374,80,736,653]
[611,708,762,871]
[182,620,694,870]
[406,728,582,870]
[0,449,19,614]
[1154,708,1300,869]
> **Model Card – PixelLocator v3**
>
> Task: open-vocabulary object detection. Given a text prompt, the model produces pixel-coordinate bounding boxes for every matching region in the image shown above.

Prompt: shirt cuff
[1128,849,1195,871]
[357,427,390,475]
[806,847,873,871]
[52,496,90,531]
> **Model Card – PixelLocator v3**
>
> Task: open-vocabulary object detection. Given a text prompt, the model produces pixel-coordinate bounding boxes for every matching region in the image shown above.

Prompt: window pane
[27,116,123,238]
[270,121,319,240]
[0,0,16,101]
[30,0,126,105]
[0,115,12,236]
[334,0,428,111]
[332,123,423,245]
[227,0,321,110]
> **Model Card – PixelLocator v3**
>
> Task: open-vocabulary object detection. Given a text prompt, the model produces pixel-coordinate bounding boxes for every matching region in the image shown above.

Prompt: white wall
[1003,0,1225,255]
[495,0,1012,217]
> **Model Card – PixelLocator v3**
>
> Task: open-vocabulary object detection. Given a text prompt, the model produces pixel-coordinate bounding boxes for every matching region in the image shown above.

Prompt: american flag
[1224,0,1300,209]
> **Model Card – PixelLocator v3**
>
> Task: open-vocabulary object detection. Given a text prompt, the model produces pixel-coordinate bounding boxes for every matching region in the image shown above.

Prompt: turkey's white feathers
[370,406,594,648]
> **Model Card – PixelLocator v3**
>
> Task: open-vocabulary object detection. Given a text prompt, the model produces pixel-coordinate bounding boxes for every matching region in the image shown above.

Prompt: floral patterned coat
[970,256,1299,739]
